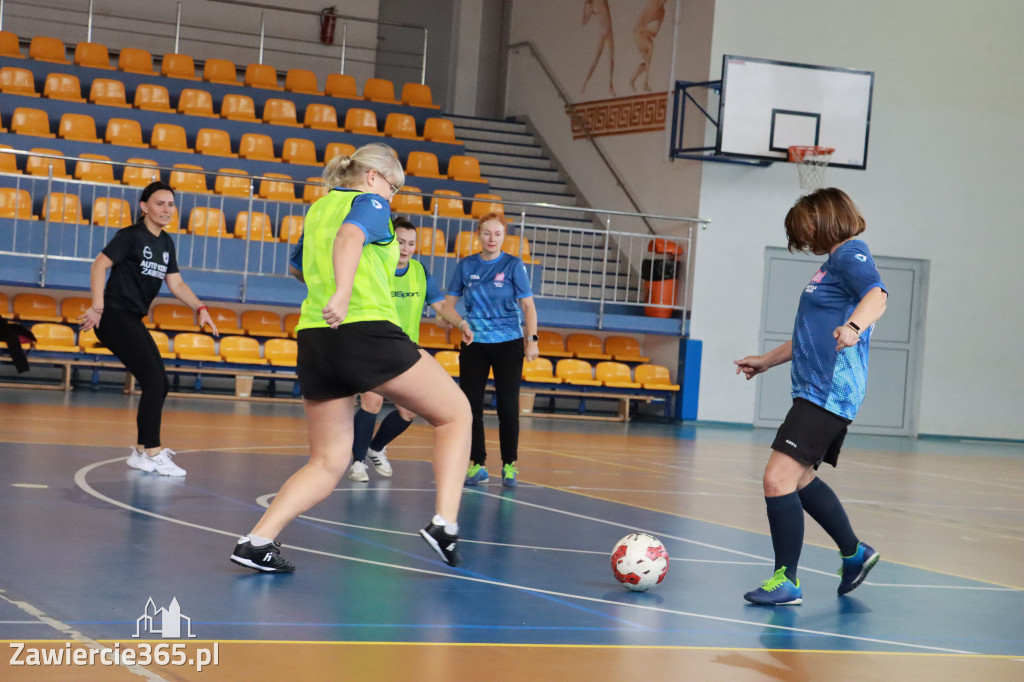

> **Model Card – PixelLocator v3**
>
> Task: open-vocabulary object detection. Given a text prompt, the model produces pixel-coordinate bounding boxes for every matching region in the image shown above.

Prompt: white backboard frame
[716,55,874,169]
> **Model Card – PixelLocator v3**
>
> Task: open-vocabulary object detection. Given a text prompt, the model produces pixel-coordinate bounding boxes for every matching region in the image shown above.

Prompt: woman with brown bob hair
[734,187,888,606]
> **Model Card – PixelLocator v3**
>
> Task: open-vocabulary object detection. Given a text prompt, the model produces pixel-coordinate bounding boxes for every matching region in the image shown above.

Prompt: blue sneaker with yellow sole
[744,567,803,605]
[464,463,489,486]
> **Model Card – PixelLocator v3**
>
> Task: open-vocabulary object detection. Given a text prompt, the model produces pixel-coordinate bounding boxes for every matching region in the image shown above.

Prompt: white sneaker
[367,447,393,477]
[126,447,149,470]
[348,461,369,482]
[139,448,186,477]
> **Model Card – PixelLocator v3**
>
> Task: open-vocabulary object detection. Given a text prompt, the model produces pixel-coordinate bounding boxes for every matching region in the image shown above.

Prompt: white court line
[0,589,168,681]
[67,457,1006,655]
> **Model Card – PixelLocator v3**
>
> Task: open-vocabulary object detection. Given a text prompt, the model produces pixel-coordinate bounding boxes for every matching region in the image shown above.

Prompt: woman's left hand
[833,325,860,351]
[197,309,219,337]
[525,338,539,362]
[323,292,349,328]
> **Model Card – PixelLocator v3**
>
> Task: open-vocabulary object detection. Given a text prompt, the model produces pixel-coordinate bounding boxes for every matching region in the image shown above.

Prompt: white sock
[433,514,458,535]
[246,534,274,547]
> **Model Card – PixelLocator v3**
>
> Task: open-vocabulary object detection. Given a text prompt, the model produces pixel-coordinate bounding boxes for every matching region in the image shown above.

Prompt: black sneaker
[419,522,460,566]
[230,537,296,573]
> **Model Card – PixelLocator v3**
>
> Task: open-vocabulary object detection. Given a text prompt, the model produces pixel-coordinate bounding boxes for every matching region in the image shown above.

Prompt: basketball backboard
[717,55,874,168]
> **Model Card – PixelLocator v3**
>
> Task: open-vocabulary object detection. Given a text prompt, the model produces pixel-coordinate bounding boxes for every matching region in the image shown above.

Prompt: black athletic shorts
[771,398,853,469]
[296,321,421,400]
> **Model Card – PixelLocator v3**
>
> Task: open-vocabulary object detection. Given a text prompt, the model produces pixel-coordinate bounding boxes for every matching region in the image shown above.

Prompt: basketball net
[788,145,834,194]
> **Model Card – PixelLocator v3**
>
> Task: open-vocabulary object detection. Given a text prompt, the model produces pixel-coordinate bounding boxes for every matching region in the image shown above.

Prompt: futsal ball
[611,533,669,592]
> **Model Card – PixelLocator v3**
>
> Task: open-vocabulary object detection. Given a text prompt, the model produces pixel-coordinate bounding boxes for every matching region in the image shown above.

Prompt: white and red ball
[611,533,669,591]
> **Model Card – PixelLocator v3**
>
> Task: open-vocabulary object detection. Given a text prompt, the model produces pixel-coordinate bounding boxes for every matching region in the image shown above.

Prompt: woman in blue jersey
[445,213,539,487]
[230,144,472,572]
[735,188,888,605]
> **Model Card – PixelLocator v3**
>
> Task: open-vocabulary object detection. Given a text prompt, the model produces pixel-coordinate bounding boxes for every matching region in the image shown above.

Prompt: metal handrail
[506,40,656,234]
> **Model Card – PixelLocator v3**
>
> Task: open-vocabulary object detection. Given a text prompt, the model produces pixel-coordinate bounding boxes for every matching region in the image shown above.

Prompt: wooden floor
[0,388,1021,681]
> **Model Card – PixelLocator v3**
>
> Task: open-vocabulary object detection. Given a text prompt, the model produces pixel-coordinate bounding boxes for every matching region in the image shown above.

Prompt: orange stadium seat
[78,328,111,353]
[148,330,176,359]
[0,67,39,96]
[203,58,238,85]
[303,103,341,131]
[238,133,278,161]
[285,69,321,95]
[0,30,23,59]
[415,227,449,256]
[89,78,130,107]
[220,335,266,365]
[302,178,327,204]
[283,313,300,338]
[471,193,504,219]
[422,117,458,144]
[213,169,251,197]
[281,138,318,166]
[0,145,19,174]
[344,108,381,136]
[74,153,116,183]
[105,118,147,147]
[241,310,288,338]
[43,73,85,102]
[391,187,429,216]
[244,63,281,90]
[118,47,156,75]
[11,108,55,137]
[122,158,160,186]
[150,123,192,152]
[324,73,358,99]
[405,151,444,178]
[206,307,244,335]
[195,128,235,157]
[595,361,642,389]
[0,292,8,314]
[604,336,650,363]
[31,323,77,352]
[74,42,113,69]
[168,164,209,193]
[262,98,300,127]
[60,297,91,323]
[58,113,101,142]
[634,364,680,391]
[324,142,355,163]
[92,197,133,228]
[220,94,258,121]
[42,193,88,224]
[0,188,36,220]
[362,77,398,104]
[151,304,195,332]
[401,82,440,109]
[14,294,62,322]
[264,338,297,366]
[537,331,573,358]
[279,215,304,243]
[234,211,275,241]
[501,235,537,264]
[419,321,454,350]
[435,350,459,377]
[384,113,420,139]
[177,88,217,117]
[567,333,612,360]
[187,206,228,237]
[173,333,221,362]
[454,231,482,258]
[161,53,198,80]
[29,36,69,64]
[134,83,173,112]
[26,149,70,178]
[258,173,297,202]
[556,359,602,386]
[430,190,468,218]
[446,155,484,182]
[522,358,561,383]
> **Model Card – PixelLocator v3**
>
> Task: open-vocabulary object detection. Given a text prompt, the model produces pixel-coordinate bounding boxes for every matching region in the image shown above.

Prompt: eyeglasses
[371,169,399,197]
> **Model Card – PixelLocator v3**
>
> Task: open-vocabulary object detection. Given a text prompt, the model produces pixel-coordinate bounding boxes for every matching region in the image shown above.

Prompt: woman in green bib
[230,144,472,572]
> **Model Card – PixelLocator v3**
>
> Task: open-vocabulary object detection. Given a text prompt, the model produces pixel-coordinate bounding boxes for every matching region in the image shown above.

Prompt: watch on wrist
[529,334,539,342]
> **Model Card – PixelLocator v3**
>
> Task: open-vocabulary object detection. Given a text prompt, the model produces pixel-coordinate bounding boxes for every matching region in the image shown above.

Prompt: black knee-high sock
[370,411,413,451]
[766,492,804,582]
[351,408,378,463]
[798,477,859,556]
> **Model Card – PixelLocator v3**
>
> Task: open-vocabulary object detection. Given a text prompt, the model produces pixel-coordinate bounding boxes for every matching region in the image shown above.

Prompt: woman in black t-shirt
[80,182,218,476]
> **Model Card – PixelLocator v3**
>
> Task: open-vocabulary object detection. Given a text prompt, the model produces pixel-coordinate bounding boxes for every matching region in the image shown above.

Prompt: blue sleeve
[345,194,393,243]
[423,269,444,305]
[289,235,304,272]
[837,244,886,300]
[511,257,533,298]
[446,258,467,297]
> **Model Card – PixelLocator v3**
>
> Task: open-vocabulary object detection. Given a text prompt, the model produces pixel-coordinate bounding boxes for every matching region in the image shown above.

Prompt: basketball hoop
[788,145,834,194]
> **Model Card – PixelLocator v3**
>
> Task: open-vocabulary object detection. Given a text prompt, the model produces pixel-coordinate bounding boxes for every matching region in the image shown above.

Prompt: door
[754,247,928,436]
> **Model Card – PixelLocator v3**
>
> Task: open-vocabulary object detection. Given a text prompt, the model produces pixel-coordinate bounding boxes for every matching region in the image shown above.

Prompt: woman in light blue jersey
[734,188,888,606]
[445,213,539,487]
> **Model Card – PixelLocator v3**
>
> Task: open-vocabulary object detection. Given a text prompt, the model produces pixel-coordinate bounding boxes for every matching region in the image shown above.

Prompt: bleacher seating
[195,128,236,157]
[1,67,39,96]
[285,69,321,95]
[0,30,23,59]
[58,113,101,143]
[178,88,217,117]
[92,197,133,227]
[363,78,399,104]
[118,48,157,75]
[303,103,342,131]
[324,73,358,99]
[244,63,281,90]
[392,187,428,215]
[401,83,439,109]
[344,108,381,136]
[555,359,602,387]
[89,78,130,107]
[31,323,77,351]
[134,83,173,112]
[26,148,70,178]
[161,53,198,80]
[122,158,160,186]
[242,310,288,338]
[523,358,561,383]
[74,42,113,70]
[43,72,86,102]
[29,36,69,64]
[220,335,267,364]
[213,169,251,197]
[430,190,468,219]
[168,164,208,193]
[537,331,572,358]
[221,94,258,121]
[14,293,62,322]
[42,192,87,223]
[0,188,36,220]
[60,297,91,323]
[173,333,222,362]
[262,98,300,127]
[567,333,612,360]
[234,211,275,240]
[11,108,55,137]
[203,58,239,85]
[605,336,650,363]
[105,118,147,147]
[595,362,642,389]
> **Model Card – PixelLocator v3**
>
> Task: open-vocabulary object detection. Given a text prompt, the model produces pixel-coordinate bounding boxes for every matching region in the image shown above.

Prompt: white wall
[508,0,1023,439]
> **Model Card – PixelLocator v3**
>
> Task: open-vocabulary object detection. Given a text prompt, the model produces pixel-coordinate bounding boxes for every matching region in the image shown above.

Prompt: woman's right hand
[322,292,349,329]
[79,307,102,332]
[734,354,769,380]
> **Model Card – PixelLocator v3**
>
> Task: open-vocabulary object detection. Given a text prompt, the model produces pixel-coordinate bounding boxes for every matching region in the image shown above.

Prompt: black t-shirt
[101,222,180,317]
